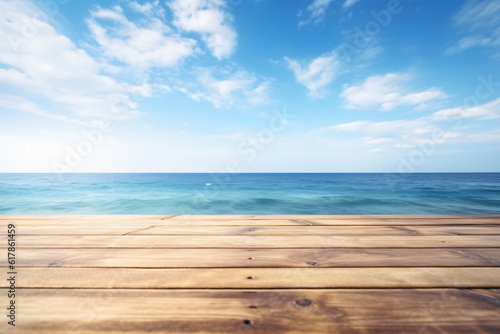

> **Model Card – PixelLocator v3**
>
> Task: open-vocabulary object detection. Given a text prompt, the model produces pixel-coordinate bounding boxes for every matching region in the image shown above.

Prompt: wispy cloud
[284,51,341,98]
[363,136,393,145]
[129,0,165,17]
[328,96,500,153]
[432,97,500,120]
[283,32,383,98]
[447,0,500,58]
[328,117,457,152]
[298,0,334,26]
[0,95,92,126]
[175,67,271,108]
[168,0,237,60]
[329,118,435,136]
[340,73,447,111]
[343,0,360,9]
[466,129,500,142]
[87,4,196,69]
[331,98,500,136]
[0,0,144,121]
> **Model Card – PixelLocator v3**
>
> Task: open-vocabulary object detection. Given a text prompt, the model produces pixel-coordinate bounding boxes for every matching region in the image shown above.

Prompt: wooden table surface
[1,215,500,333]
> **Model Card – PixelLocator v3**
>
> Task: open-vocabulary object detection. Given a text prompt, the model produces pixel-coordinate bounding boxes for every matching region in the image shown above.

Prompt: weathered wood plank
[7,214,495,220]
[403,225,500,235]
[9,224,500,236]
[14,225,151,235]
[12,225,414,236]
[304,218,500,226]
[464,249,500,266]
[0,218,299,226]
[2,215,499,227]
[3,289,500,334]
[166,214,500,220]
[1,214,499,334]
[2,248,497,268]
[4,235,500,248]
[4,268,500,288]
[0,215,172,221]
[131,225,500,236]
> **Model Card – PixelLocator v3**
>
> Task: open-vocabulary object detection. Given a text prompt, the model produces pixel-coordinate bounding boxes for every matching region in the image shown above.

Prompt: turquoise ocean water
[0,173,499,214]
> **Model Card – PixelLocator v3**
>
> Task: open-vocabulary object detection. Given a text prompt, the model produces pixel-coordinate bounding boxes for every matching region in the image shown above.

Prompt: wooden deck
[1,215,500,333]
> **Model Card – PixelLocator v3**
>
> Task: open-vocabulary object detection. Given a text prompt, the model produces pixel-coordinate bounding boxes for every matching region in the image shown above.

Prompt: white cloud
[329,118,436,136]
[285,52,341,98]
[175,67,270,108]
[340,73,447,111]
[0,0,143,121]
[343,0,360,9]
[327,97,500,151]
[168,0,237,60]
[432,97,500,120]
[443,132,461,139]
[329,98,500,143]
[299,0,333,27]
[299,0,334,26]
[129,0,165,17]
[328,118,449,153]
[87,5,196,69]
[0,94,91,126]
[447,0,500,57]
[395,143,416,148]
[283,38,382,98]
[363,137,393,145]
[466,129,500,142]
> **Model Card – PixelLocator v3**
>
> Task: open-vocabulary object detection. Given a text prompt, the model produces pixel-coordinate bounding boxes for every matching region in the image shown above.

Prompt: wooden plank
[4,268,500,288]
[14,225,414,236]
[304,218,500,226]
[3,288,500,334]
[7,214,495,220]
[2,215,499,227]
[9,225,500,236]
[0,215,171,226]
[0,215,171,221]
[4,235,500,248]
[166,214,500,220]
[2,288,499,334]
[0,218,300,226]
[14,225,151,235]
[5,219,500,227]
[404,225,500,235]
[3,219,500,227]
[3,248,497,268]
[131,225,500,236]
[463,249,500,266]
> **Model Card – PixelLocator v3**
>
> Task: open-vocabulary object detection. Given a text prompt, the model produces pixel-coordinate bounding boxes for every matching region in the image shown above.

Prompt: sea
[0,173,499,214]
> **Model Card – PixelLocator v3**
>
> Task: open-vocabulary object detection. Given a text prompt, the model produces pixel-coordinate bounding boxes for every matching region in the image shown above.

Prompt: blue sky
[0,0,499,172]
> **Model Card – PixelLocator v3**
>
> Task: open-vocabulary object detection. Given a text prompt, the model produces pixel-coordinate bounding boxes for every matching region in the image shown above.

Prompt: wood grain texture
[2,215,499,226]
[132,225,500,236]
[4,267,500,288]
[3,248,499,268]
[1,214,499,334]
[166,214,500,220]
[9,225,500,236]
[2,289,499,334]
[14,225,150,235]
[3,234,500,248]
